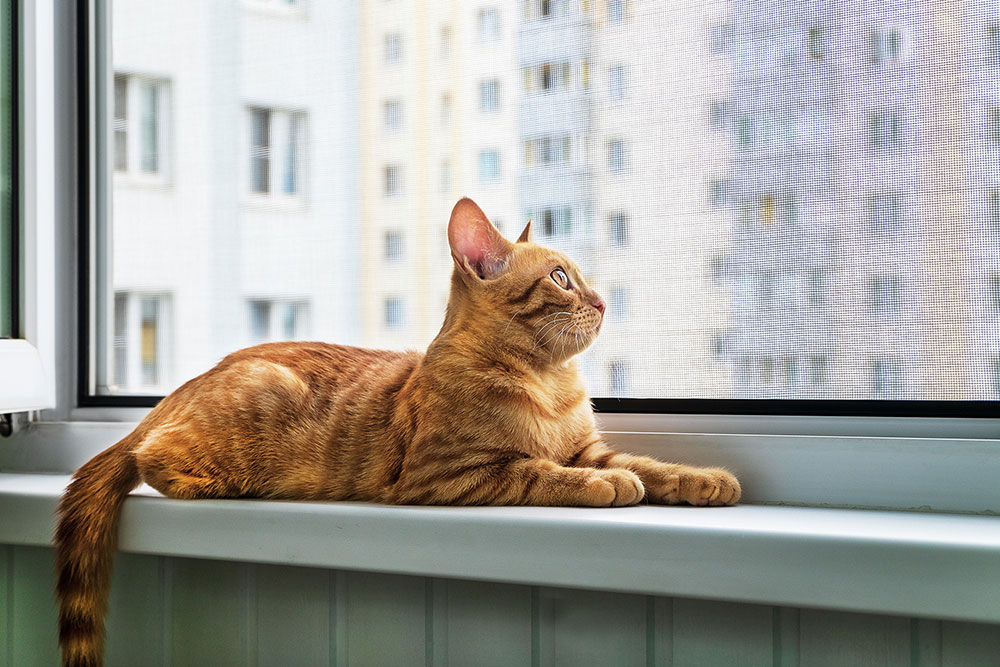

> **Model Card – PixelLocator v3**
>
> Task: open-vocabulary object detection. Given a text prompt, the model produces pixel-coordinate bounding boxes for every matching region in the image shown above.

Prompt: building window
[440,159,451,193]
[757,270,777,310]
[383,99,403,131]
[113,74,169,177]
[440,25,452,59]
[873,358,903,398]
[477,7,501,42]
[709,178,729,207]
[709,100,730,131]
[609,359,630,395]
[608,138,628,174]
[990,189,1000,227]
[710,23,732,54]
[608,0,626,25]
[524,135,571,167]
[247,299,310,343]
[480,79,501,112]
[869,109,901,149]
[249,107,270,193]
[113,75,128,171]
[384,33,403,64]
[760,356,776,385]
[441,94,452,126]
[869,27,902,65]
[383,164,402,197]
[868,193,902,235]
[782,355,800,386]
[989,272,1000,311]
[112,292,172,392]
[711,332,727,359]
[384,297,405,329]
[989,108,1000,143]
[534,207,572,237]
[808,27,825,61]
[384,231,404,262]
[523,62,571,93]
[993,355,1000,397]
[248,107,306,197]
[869,275,902,315]
[608,64,627,101]
[609,212,629,247]
[479,149,501,183]
[808,355,829,385]
[989,24,1000,65]
[759,195,776,226]
[807,268,829,307]
[609,286,628,322]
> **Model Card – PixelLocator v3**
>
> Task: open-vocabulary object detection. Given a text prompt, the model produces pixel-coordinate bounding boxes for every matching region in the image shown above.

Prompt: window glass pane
[94,0,1000,404]
[0,0,12,339]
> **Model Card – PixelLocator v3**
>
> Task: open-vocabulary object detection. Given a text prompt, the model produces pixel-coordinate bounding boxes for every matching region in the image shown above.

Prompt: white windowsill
[2,471,999,624]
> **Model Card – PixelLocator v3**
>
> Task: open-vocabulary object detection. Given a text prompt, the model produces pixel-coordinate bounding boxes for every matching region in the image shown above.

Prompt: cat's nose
[592,297,606,316]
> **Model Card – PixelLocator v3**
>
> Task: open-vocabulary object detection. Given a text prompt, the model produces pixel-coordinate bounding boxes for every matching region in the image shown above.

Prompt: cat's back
[220,341,421,385]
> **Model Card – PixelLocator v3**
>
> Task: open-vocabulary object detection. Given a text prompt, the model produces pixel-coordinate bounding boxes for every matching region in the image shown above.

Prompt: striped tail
[55,432,142,667]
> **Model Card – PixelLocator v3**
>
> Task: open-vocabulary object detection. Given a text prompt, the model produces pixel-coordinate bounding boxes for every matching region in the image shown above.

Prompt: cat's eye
[550,268,570,289]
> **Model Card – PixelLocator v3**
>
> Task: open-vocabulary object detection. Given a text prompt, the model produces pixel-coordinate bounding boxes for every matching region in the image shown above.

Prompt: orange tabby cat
[55,197,740,666]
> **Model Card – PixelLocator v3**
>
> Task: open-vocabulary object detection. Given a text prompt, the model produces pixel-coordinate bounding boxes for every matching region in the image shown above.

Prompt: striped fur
[55,198,740,666]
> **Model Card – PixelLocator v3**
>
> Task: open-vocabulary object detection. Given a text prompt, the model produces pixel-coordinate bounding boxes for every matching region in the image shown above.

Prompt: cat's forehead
[512,243,582,275]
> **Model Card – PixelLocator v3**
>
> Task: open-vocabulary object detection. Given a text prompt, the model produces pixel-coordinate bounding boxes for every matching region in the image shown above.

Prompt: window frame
[0,0,56,415]
[56,0,1000,429]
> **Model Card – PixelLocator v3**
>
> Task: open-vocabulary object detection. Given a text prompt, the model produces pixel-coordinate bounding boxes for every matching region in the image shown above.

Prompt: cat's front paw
[648,467,741,506]
[582,469,644,507]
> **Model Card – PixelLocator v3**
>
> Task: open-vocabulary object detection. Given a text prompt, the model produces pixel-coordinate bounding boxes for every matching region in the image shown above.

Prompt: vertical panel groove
[775,607,799,667]
[327,570,341,667]
[3,546,11,667]
[425,578,434,667]
[242,563,257,667]
[645,596,655,667]
[159,556,171,667]
[530,587,540,667]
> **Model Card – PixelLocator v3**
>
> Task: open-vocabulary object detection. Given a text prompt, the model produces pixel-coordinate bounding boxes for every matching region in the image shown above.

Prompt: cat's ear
[516,220,532,243]
[448,198,513,280]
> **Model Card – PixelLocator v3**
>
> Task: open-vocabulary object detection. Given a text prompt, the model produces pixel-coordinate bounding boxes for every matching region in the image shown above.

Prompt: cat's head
[443,197,606,365]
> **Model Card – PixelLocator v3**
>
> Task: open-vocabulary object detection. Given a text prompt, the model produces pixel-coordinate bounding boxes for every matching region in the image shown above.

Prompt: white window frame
[0,0,56,414]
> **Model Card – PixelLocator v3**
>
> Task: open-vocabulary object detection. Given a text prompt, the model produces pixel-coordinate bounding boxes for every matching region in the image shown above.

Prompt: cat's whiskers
[536,311,574,324]
[502,307,524,336]
[532,316,572,344]
[549,320,574,363]
[531,317,573,354]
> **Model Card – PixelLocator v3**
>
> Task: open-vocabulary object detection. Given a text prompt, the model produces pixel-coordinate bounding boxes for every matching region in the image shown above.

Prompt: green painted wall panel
[799,610,910,667]
[671,598,773,667]
[941,621,1000,666]
[254,564,330,666]
[539,587,647,667]
[169,557,245,667]
[105,553,165,666]
[443,579,531,666]
[4,546,1000,666]
[10,547,59,667]
[342,571,426,667]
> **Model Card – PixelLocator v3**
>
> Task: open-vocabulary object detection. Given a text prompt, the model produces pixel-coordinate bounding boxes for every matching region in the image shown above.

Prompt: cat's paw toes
[654,468,741,506]
[584,469,644,507]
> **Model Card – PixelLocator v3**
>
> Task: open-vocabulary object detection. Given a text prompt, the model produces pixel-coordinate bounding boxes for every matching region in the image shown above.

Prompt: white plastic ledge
[2,473,1000,624]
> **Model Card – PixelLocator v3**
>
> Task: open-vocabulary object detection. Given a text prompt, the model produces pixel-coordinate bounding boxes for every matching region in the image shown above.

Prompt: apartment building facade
[110,0,360,394]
